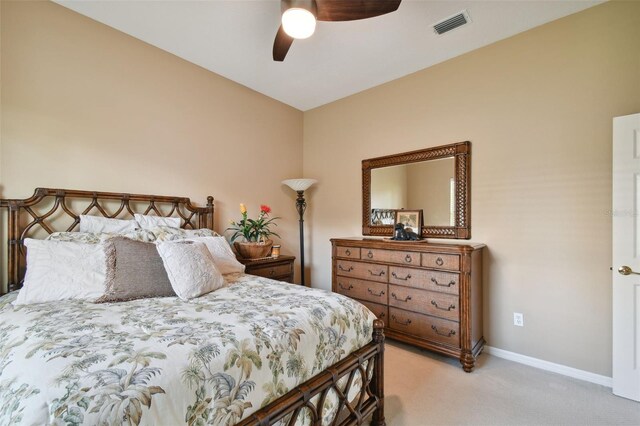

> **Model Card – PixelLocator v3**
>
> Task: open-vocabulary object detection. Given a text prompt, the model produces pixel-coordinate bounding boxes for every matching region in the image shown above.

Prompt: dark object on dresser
[391,223,420,241]
[392,223,408,240]
[332,237,485,372]
[239,255,296,283]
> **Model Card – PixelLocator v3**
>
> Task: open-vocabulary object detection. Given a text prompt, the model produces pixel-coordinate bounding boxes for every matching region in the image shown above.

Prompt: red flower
[260,204,271,214]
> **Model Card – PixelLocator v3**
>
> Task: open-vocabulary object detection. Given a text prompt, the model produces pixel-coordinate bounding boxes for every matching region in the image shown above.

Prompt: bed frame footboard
[239,319,385,426]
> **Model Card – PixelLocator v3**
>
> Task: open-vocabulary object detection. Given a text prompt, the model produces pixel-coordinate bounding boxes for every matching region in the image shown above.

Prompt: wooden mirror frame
[362,141,471,239]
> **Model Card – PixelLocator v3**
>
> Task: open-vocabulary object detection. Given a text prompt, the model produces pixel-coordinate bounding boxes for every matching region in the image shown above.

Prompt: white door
[613,112,640,401]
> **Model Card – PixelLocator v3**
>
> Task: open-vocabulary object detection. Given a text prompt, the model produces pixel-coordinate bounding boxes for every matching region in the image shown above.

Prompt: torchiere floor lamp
[282,178,317,287]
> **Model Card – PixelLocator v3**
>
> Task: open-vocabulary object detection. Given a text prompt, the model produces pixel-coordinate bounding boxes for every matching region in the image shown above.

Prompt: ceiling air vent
[433,10,471,35]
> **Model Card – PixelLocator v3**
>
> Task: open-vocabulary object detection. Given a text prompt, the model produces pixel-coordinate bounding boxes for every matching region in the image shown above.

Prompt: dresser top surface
[331,237,485,252]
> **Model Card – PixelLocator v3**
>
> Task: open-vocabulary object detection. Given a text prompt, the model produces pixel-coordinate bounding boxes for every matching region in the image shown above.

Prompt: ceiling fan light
[282,8,316,39]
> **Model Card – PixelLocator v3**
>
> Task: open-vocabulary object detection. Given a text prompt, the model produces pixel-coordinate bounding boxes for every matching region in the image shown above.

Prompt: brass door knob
[618,265,640,276]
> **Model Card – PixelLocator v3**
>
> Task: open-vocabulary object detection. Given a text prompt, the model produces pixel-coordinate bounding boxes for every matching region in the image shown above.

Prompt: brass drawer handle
[339,265,354,272]
[405,254,412,263]
[339,283,353,291]
[368,269,385,277]
[431,325,456,337]
[269,269,276,276]
[378,312,386,318]
[391,272,411,281]
[367,288,385,297]
[391,292,412,303]
[345,249,351,256]
[435,257,444,266]
[392,315,412,326]
[431,300,455,311]
[367,251,374,259]
[431,277,456,288]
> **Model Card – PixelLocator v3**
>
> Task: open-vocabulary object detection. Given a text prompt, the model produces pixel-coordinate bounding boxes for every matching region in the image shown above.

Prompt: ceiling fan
[273,0,402,61]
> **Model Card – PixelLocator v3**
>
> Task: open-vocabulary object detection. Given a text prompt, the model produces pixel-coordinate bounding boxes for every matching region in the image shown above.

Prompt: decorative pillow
[79,215,137,233]
[134,214,181,230]
[156,240,225,300]
[151,225,219,242]
[47,229,157,243]
[15,239,106,305]
[187,236,245,275]
[96,237,175,303]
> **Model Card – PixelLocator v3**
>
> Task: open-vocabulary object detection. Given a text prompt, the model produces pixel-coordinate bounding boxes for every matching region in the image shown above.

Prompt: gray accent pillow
[96,237,175,303]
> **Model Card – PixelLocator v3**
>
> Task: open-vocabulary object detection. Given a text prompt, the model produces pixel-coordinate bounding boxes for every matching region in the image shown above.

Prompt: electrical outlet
[513,312,524,327]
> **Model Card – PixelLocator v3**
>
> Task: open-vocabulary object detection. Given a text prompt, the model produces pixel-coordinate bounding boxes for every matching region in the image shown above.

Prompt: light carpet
[382,341,640,425]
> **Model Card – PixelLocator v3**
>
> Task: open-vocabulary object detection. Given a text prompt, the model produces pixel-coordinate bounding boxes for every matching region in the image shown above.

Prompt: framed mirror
[362,141,471,239]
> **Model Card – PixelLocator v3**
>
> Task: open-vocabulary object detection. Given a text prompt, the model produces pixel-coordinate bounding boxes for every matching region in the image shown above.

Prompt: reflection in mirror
[371,158,455,227]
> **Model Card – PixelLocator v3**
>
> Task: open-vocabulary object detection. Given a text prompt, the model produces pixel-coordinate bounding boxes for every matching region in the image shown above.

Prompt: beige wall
[0,1,304,282]
[3,0,640,378]
[304,1,640,376]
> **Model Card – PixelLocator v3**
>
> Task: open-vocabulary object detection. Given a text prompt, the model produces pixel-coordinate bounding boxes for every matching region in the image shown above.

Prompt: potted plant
[227,203,281,259]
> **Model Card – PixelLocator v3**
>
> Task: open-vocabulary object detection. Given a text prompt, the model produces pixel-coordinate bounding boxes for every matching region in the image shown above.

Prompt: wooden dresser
[331,238,485,372]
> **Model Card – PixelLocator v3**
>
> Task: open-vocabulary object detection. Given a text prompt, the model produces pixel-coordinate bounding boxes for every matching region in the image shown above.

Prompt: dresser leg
[460,351,475,372]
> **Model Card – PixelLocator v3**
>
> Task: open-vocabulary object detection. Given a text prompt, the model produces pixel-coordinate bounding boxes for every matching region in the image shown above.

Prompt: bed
[0,188,385,426]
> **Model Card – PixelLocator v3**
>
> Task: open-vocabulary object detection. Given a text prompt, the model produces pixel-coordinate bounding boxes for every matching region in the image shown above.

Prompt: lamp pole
[282,179,317,286]
[295,190,307,286]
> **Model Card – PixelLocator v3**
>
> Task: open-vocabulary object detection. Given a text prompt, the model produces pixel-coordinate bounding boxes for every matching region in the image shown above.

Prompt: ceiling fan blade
[315,0,401,22]
[273,24,294,61]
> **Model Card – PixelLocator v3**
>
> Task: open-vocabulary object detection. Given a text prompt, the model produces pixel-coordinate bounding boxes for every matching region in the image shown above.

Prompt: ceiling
[55,0,602,111]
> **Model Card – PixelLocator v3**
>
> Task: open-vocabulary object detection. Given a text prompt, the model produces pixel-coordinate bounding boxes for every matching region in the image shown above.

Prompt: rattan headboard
[0,188,214,293]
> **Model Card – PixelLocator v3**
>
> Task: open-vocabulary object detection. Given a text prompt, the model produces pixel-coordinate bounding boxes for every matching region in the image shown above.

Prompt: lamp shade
[282,178,317,192]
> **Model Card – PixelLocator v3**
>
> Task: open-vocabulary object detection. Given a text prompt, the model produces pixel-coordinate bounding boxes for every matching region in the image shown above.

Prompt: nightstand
[239,255,296,283]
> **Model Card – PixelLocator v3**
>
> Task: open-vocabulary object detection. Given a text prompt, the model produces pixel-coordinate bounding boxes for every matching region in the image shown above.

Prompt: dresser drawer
[388,285,459,321]
[336,246,361,260]
[336,277,388,304]
[356,299,388,323]
[360,248,420,266]
[249,263,292,279]
[389,308,460,347]
[335,260,388,283]
[422,253,460,271]
[389,266,459,295]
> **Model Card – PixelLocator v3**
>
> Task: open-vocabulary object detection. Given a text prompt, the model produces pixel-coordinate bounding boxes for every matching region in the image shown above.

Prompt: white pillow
[15,239,106,305]
[187,236,245,275]
[156,240,225,300]
[79,215,137,233]
[134,214,181,230]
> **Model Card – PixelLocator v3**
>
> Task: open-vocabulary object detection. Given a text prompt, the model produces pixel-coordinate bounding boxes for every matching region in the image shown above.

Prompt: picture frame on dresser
[394,209,423,234]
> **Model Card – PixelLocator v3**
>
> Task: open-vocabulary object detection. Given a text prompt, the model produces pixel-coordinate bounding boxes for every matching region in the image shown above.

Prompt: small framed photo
[394,210,423,234]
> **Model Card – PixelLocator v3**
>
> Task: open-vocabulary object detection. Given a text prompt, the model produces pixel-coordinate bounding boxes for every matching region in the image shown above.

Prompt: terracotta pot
[234,240,273,259]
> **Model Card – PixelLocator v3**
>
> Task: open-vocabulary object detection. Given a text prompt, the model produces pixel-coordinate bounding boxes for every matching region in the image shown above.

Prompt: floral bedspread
[0,275,375,425]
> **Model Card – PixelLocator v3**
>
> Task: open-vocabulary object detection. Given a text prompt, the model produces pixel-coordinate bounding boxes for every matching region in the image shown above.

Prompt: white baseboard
[484,346,612,388]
